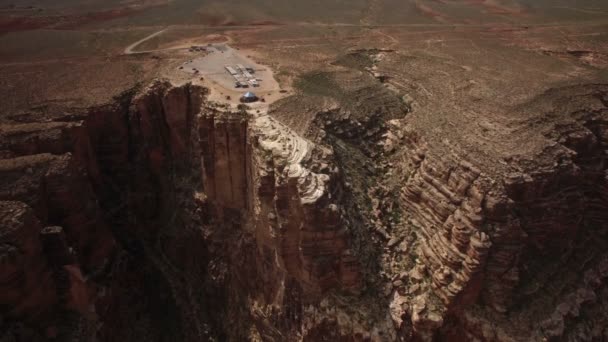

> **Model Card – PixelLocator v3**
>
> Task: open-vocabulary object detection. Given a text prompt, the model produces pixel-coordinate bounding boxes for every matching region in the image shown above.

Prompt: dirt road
[124,28,169,54]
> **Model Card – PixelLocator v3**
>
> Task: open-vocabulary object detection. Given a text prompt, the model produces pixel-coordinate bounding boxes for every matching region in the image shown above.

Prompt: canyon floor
[1,0,608,341]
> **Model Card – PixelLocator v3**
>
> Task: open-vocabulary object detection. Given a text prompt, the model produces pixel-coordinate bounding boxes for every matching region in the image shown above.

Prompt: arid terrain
[1,0,608,341]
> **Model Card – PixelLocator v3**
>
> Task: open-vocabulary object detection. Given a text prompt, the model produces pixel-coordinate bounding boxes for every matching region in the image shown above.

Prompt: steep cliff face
[0,201,59,334]
[0,80,365,341]
[0,81,209,341]
[461,89,608,342]
[372,85,608,341]
[294,67,608,341]
[197,106,363,340]
[2,75,606,341]
[95,81,210,342]
[0,143,114,338]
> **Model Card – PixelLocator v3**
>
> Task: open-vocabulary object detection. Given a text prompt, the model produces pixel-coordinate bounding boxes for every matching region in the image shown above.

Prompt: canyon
[2,0,608,339]
[1,71,607,340]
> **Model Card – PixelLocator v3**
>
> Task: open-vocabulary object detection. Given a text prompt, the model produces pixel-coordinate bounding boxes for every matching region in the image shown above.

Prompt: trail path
[122,20,608,55]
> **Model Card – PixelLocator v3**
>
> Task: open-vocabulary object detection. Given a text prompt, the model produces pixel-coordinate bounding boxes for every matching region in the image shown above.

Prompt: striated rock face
[248,114,360,295]
[374,84,608,341]
[399,128,492,306]
[2,74,606,342]
[388,121,495,333]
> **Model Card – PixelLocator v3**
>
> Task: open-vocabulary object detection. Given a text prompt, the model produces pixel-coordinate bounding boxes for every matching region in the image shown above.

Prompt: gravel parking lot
[180,43,279,94]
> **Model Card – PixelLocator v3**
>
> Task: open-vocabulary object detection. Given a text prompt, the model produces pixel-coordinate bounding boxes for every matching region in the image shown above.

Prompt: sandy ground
[176,43,287,108]
[123,28,290,110]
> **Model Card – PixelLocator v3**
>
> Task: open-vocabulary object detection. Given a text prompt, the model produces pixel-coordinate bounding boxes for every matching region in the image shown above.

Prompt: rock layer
[378,85,608,341]
[1,78,607,341]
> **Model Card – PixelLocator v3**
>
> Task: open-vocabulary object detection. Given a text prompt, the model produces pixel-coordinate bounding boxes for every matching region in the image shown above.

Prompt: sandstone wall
[0,80,365,341]
[379,87,608,341]
[196,105,362,339]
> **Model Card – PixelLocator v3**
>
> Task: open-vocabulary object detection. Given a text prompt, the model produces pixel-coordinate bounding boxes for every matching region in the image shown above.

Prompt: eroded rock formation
[197,105,363,339]
[0,80,364,341]
[1,76,607,341]
[372,85,608,341]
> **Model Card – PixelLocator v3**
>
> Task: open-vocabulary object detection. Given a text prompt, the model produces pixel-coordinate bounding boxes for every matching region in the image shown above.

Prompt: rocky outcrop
[0,81,207,341]
[198,108,249,211]
[197,104,362,338]
[0,201,92,340]
[0,80,364,341]
[0,147,114,336]
[397,124,493,308]
[3,75,604,342]
[0,201,57,324]
[374,85,608,341]
[250,114,360,293]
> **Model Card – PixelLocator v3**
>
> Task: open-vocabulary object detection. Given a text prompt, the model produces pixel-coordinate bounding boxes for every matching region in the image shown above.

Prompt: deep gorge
[1,80,607,341]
